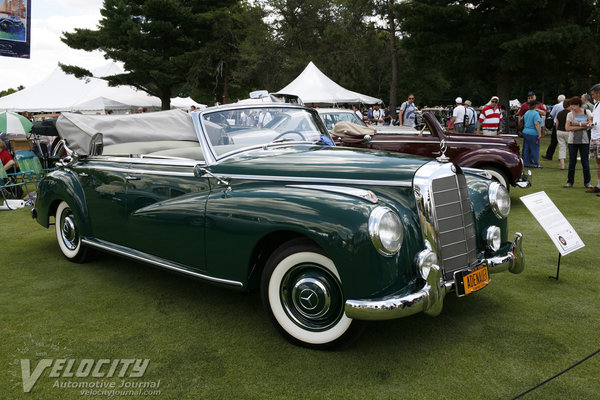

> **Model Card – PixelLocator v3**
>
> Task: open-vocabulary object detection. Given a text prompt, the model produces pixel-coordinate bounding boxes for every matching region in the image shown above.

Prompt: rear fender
[35,170,89,236]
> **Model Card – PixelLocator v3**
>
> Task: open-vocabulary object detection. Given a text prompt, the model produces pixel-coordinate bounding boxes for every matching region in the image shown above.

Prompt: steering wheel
[273,130,307,141]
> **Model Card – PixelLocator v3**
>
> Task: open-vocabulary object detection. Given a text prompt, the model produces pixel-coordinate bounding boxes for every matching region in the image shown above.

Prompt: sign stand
[549,253,561,280]
[520,192,585,280]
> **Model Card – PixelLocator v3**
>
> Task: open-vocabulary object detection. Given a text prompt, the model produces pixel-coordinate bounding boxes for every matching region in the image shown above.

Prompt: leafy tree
[0,85,24,98]
[397,0,600,107]
[61,0,236,110]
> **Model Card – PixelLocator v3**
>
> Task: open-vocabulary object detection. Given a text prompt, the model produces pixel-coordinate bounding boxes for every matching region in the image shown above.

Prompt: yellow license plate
[462,265,489,295]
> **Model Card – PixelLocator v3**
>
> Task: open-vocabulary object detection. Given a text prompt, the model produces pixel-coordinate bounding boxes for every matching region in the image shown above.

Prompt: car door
[368,132,442,158]
[74,157,130,246]
[123,157,211,271]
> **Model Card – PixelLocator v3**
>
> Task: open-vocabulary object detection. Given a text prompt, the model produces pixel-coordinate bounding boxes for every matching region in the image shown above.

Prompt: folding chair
[14,150,44,192]
[1,160,28,210]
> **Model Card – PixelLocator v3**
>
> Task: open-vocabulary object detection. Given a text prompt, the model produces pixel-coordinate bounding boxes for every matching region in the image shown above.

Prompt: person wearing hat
[449,97,466,133]
[464,100,478,133]
[476,96,503,136]
[517,91,546,134]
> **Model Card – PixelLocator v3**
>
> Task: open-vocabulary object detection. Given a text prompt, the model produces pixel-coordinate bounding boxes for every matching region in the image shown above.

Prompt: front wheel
[485,166,510,191]
[55,201,89,263]
[261,239,364,349]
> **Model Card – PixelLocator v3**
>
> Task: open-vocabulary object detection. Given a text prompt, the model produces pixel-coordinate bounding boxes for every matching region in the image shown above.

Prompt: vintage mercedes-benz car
[318,108,529,189]
[33,103,524,349]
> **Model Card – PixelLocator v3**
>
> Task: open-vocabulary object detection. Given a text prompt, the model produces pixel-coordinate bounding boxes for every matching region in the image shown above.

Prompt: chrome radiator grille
[431,173,477,279]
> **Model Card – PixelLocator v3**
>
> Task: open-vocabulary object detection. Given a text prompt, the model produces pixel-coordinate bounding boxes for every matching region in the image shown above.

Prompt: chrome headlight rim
[368,206,403,257]
[485,226,501,252]
[489,182,511,219]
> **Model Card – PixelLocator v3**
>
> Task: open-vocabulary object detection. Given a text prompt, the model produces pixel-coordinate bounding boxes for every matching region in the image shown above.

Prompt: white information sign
[520,191,584,256]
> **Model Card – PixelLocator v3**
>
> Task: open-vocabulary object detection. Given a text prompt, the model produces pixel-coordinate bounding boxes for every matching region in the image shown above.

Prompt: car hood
[210,145,431,184]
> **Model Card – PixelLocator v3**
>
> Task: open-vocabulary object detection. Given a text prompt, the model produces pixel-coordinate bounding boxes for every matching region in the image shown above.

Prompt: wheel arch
[247,232,323,292]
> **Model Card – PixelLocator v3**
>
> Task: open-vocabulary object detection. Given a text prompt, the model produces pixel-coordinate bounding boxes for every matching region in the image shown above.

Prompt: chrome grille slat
[431,173,478,279]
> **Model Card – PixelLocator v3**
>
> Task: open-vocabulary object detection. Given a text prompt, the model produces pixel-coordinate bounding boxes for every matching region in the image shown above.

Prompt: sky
[0,0,107,91]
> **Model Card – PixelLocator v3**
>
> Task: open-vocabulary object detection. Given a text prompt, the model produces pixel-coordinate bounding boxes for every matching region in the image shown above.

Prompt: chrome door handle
[78,172,89,177]
[125,175,140,181]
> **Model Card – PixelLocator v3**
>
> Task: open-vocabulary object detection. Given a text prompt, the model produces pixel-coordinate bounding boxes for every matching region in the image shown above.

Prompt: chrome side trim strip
[225,174,412,187]
[77,165,196,178]
[81,238,244,288]
[286,184,379,203]
[370,140,505,147]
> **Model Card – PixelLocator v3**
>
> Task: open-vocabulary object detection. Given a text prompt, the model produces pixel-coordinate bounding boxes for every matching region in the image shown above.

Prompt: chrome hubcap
[61,213,78,250]
[280,264,343,331]
[291,278,331,318]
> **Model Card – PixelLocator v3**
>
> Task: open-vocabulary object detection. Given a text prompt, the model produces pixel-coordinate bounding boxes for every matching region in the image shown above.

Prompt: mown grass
[1,139,599,399]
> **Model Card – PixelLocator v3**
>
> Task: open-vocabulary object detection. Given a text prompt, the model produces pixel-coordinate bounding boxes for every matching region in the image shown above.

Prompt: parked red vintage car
[325,110,529,189]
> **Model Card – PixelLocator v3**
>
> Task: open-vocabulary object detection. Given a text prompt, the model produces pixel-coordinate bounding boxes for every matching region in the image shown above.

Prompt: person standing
[518,91,546,135]
[581,93,594,113]
[352,105,363,122]
[564,96,593,188]
[383,106,392,125]
[397,94,417,127]
[476,96,503,135]
[585,84,600,194]
[522,101,544,168]
[464,100,477,133]
[542,95,566,160]
[449,97,466,133]
[370,104,384,125]
[555,98,571,170]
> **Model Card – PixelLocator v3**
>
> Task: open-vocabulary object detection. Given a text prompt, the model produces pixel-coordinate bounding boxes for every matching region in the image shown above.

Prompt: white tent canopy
[0,63,205,113]
[276,61,382,106]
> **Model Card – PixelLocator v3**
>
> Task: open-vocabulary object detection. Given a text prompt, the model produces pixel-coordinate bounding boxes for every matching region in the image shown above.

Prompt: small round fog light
[416,249,438,280]
[486,226,501,251]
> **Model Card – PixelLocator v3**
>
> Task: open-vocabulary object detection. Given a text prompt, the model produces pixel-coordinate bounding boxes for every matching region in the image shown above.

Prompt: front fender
[453,148,522,184]
[204,183,421,299]
[35,169,89,235]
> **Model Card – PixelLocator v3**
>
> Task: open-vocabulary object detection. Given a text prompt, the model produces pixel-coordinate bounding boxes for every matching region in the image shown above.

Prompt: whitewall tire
[261,239,364,349]
[55,201,89,263]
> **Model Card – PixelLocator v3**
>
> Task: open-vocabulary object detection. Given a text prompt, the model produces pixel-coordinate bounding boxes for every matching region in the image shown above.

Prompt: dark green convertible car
[33,101,524,349]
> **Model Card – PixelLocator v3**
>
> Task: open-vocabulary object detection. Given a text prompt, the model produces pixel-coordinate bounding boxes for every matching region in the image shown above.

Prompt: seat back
[14,150,43,174]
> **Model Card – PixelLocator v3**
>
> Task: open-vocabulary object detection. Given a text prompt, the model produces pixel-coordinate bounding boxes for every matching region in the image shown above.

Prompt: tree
[397,0,600,107]
[61,0,236,110]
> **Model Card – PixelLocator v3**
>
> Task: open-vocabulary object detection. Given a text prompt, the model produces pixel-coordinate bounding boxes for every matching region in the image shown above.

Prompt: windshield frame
[193,104,331,164]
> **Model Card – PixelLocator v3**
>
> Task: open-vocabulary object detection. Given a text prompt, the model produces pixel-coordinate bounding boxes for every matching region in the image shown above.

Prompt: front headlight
[368,206,403,256]
[489,182,510,218]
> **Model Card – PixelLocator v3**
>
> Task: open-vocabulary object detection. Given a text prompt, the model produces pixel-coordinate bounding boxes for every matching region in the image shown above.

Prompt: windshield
[200,106,330,157]
[319,111,367,130]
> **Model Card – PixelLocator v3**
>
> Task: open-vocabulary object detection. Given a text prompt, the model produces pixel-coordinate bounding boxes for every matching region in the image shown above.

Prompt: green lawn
[1,140,599,399]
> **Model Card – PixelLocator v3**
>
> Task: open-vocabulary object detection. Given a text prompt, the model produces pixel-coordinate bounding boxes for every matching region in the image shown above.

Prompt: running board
[81,238,244,288]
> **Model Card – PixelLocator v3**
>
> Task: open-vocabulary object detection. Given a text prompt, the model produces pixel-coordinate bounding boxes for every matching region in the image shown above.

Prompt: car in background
[319,108,528,189]
[0,15,25,34]
[33,103,524,349]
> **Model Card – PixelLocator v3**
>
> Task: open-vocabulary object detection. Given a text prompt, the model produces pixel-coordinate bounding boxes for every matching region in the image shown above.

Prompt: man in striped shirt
[476,96,503,136]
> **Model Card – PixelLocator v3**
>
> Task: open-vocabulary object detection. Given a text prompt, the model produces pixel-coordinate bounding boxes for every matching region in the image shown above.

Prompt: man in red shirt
[476,96,503,135]
[518,91,547,134]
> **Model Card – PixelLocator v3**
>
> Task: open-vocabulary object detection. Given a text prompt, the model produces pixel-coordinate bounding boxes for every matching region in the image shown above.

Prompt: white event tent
[0,63,204,113]
[276,61,382,106]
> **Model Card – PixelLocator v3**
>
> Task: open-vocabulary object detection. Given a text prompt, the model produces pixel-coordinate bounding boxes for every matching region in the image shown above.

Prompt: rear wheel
[55,201,89,263]
[261,239,365,349]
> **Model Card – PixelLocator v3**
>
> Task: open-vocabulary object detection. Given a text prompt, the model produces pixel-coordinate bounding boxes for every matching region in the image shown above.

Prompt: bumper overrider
[344,232,524,321]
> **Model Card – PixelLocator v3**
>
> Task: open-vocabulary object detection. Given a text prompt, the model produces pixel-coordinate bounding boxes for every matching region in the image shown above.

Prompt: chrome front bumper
[344,232,524,321]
